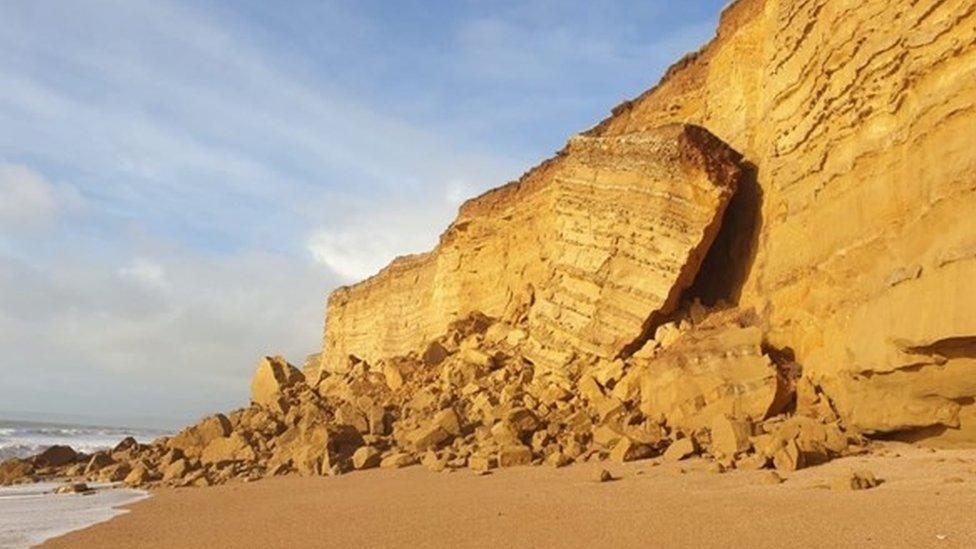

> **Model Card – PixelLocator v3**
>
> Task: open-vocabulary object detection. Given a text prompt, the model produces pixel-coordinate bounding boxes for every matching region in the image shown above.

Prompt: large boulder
[0,459,34,485]
[167,414,233,458]
[628,309,791,433]
[32,445,77,467]
[200,433,257,466]
[251,355,305,412]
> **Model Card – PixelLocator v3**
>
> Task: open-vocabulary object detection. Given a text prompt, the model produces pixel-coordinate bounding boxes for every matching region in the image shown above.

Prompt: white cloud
[0,248,332,427]
[118,258,168,289]
[0,163,80,229]
[308,225,435,282]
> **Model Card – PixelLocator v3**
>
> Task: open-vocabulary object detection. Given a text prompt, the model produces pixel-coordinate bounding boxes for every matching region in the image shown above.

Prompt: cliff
[320,0,976,445]
[324,125,743,373]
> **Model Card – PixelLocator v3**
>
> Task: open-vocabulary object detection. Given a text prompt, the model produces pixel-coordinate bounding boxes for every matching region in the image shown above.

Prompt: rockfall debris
[4,0,974,488]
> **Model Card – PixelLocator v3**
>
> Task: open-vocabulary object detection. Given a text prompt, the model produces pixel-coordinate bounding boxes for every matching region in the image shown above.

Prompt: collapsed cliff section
[322,124,744,376]
[581,0,976,444]
[322,0,976,446]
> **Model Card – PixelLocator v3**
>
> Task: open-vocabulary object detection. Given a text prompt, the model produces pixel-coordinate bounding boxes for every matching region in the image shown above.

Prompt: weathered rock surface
[8,0,974,492]
[323,123,743,374]
[251,355,305,412]
[585,0,976,443]
[314,0,976,445]
[0,458,33,485]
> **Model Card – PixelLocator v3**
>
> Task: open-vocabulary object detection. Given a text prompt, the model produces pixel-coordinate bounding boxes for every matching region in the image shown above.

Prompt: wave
[0,421,170,461]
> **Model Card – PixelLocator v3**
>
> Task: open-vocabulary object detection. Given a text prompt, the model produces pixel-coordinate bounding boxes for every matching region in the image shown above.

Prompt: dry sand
[43,442,976,549]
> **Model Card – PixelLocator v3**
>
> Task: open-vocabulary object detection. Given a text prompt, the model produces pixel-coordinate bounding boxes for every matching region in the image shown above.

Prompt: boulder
[635,316,789,433]
[98,462,131,482]
[497,445,533,468]
[54,482,92,494]
[0,458,33,485]
[162,459,190,482]
[200,433,257,465]
[167,414,233,458]
[468,454,496,473]
[112,437,139,454]
[406,410,460,452]
[250,355,304,411]
[33,445,77,467]
[609,438,652,463]
[84,452,114,474]
[663,438,697,462]
[351,446,382,470]
[831,470,881,491]
[124,462,154,486]
[379,453,415,469]
[594,469,614,483]
[709,416,753,458]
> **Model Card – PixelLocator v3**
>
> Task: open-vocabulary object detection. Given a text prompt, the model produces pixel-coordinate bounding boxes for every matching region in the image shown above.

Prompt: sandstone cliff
[324,125,743,374]
[7,0,974,492]
[320,0,976,445]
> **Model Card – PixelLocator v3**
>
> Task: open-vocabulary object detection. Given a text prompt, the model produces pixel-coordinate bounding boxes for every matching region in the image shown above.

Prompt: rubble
[0,301,868,489]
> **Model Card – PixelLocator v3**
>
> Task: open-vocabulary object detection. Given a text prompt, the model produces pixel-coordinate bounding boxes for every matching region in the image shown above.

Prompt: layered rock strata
[323,0,976,444]
[324,124,743,374]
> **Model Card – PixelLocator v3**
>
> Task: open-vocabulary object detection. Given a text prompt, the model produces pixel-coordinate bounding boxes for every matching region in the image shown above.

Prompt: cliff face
[324,125,743,373]
[322,0,976,444]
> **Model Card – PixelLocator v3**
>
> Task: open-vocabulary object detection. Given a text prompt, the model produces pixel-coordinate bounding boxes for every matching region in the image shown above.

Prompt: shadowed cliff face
[321,0,976,444]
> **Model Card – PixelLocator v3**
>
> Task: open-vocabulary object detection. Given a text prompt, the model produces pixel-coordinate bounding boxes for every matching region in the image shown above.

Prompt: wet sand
[43,443,976,548]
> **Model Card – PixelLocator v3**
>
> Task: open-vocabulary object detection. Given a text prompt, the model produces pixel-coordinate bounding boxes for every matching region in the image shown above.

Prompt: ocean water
[0,420,167,547]
[0,482,148,548]
[0,419,169,461]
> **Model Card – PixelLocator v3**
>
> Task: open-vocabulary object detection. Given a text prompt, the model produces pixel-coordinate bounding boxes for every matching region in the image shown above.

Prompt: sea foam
[0,483,148,548]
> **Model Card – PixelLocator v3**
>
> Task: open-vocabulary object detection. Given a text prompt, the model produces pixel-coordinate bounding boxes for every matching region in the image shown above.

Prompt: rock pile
[1,303,864,488]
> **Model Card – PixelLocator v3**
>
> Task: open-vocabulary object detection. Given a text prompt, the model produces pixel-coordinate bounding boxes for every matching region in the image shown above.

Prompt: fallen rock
[251,355,304,412]
[759,471,784,485]
[0,459,34,485]
[609,438,653,463]
[468,454,496,473]
[162,459,190,482]
[97,463,131,483]
[84,452,114,475]
[594,469,614,483]
[663,438,697,462]
[709,416,753,458]
[634,314,790,433]
[497,445,533,468]
[167,414,233,458]
[831,470,881,491]
[379,453,415,469]
[124,462,153,486]
[54,482,92,495]
[351,446,382,470]
[33,445,78,468]
[200,433,257,466]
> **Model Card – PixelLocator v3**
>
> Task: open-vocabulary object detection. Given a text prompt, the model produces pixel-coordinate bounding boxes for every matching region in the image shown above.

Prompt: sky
[0,0,727,429]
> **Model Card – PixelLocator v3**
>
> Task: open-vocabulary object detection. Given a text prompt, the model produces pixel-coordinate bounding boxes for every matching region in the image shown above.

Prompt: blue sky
[0,0,726,428]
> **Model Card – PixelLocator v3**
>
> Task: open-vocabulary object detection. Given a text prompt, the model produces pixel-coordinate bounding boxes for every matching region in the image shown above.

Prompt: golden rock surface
[323,124,743,372]
[318,0,976,444]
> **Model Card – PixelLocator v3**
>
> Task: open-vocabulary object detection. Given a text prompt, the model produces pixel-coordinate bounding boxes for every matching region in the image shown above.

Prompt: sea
[0,418,168,461]
[0,419,169,548]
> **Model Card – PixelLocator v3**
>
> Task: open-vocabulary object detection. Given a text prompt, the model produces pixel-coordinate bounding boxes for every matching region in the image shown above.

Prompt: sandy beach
[42,443,976,549]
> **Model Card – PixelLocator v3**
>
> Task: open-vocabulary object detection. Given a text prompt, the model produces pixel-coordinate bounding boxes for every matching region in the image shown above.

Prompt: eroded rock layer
[324,0,976,444]
[323,124,742,373]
